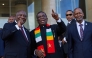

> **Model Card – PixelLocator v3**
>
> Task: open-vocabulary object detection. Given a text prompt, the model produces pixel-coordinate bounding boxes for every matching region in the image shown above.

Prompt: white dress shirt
[76,20,85,38]
[15,21,28,41]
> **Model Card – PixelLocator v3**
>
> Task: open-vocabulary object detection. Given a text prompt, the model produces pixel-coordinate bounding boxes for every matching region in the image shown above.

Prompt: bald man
[68,8,92,58]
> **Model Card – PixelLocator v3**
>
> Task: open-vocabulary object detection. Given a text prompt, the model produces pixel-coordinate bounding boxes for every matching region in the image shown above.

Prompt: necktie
[20,27,28,42]
[79,24,83,41]
[67,23,70,26]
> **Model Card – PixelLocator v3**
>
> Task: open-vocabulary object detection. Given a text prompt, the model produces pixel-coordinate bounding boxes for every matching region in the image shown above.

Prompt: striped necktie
[79,24,83,41]
[20,27,28,42]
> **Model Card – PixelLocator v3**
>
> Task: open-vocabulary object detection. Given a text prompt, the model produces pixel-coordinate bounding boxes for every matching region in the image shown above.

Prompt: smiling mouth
[41,20,45,23]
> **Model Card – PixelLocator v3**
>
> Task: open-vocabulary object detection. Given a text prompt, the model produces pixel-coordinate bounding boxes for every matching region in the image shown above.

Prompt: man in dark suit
[68,8,92,58]
[1,10,31,58]
[30,10,66,58]
[62,10,75,58]
[0,28,4,58]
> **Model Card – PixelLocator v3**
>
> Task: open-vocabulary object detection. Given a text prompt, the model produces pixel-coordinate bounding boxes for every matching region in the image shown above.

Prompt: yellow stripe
[47,36,54,40]
[35,29,40,34]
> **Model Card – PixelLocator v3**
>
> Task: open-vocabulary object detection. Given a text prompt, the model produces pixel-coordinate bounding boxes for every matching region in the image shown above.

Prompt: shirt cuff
[64,37,67,43]
[56,18,61,22]
[34,49,37,56]
[15,25,20,30]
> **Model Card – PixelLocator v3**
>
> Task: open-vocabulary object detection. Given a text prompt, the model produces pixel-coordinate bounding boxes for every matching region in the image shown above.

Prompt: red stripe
[37,45,46,56]
[47,40,55,53]
[35,27,40,30]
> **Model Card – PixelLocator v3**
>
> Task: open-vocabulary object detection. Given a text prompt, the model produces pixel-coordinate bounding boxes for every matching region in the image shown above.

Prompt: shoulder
[51,24,57,27]
[85,21,92,26]
[30,28,35,34]
[86,21,92,24]
[3,22,15,27]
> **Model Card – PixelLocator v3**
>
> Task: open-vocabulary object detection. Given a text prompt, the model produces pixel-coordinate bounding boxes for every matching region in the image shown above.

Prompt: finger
[20,18,22,21]
[40,55,44,58]
[52,9,54,13]
[38,50,44,57]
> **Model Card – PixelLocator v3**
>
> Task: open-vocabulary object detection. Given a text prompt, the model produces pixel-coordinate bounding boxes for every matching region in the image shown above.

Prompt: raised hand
[17,18,23,28]
[51,9,59,20]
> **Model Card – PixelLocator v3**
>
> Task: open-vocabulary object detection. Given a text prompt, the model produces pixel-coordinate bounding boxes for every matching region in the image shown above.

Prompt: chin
[40,23,46,25]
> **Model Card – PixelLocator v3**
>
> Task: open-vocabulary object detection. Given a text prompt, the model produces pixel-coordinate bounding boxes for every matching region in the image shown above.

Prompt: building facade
[0,0,91,31]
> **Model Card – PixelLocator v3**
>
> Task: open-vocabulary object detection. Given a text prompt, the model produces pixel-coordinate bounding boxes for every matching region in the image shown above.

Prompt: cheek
[74,15,77,18]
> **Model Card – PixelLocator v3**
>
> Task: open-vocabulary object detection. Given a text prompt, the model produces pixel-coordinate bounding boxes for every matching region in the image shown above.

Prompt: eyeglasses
[66,14,72,16]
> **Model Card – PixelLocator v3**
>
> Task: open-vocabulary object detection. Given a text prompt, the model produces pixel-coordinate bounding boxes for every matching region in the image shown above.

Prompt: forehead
[16,11,26,15]
[66,11,73,14]
[74,9,83,13]
[37,12,45,16]
[9,17,14,19]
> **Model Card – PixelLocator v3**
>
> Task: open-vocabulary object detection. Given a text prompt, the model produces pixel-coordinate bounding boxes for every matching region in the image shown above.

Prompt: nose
[21,15,25,18]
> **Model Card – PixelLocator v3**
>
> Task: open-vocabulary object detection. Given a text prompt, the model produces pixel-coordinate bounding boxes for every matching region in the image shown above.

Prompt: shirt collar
[15,20,24,28]
[76,20,85,26]
[68,21,71,24]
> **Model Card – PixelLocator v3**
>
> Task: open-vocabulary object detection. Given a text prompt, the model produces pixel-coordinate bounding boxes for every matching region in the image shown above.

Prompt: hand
[35,49,45,58]
[52,9,59,20]
[17,18,23,28]
[62,38,67,44]
[1,56,4,58]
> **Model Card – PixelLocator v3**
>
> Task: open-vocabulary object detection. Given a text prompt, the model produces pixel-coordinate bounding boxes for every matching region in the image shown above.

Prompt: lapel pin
[86,23,87,25]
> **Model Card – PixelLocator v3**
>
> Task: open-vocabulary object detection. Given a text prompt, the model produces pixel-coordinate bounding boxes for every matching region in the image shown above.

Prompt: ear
[83,13,84,16]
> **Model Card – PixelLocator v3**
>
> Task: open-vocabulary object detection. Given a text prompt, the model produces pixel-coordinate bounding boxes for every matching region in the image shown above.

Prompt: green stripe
[46,32,53,36]
[35,33,41,38]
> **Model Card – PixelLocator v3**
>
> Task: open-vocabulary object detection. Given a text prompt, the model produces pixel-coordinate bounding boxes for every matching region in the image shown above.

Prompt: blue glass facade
[56,0,79,18]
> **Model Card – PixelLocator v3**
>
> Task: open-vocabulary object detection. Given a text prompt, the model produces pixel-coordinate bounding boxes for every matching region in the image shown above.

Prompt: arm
[0,38,4,57]
[2,18,24,40]
[67,28,73,58]
[51,9,66,36]
[56,19,66,36]
[1,23,18,40]
[0,30,4,57]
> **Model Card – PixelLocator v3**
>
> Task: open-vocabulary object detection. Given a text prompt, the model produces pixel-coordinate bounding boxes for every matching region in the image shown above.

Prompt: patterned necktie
[79,24,83,41]
[20,27,28,42]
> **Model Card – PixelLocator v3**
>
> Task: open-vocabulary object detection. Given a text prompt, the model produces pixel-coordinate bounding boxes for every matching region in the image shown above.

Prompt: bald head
[74,8,83,14]
[8,16,15,23]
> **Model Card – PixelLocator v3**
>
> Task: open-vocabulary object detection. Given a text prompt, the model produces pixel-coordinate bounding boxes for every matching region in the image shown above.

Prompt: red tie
[20,27,28,42]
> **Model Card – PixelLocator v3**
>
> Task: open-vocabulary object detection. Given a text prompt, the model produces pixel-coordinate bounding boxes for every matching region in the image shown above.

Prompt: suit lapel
[19,27,30,44]
[24,27,30,43]
[73,22,81,40]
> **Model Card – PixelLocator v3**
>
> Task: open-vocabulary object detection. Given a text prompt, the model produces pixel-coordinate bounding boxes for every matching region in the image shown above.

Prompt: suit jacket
[63,19,75,54]
[68,21,92,58]
[0,30,4,57]
[30,21,66,58]
[1,22,31,58]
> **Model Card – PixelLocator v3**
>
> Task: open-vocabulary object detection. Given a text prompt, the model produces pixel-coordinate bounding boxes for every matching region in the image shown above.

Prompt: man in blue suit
[0,28,4,58]
[1,10,31,58]
[68,8,92,58]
